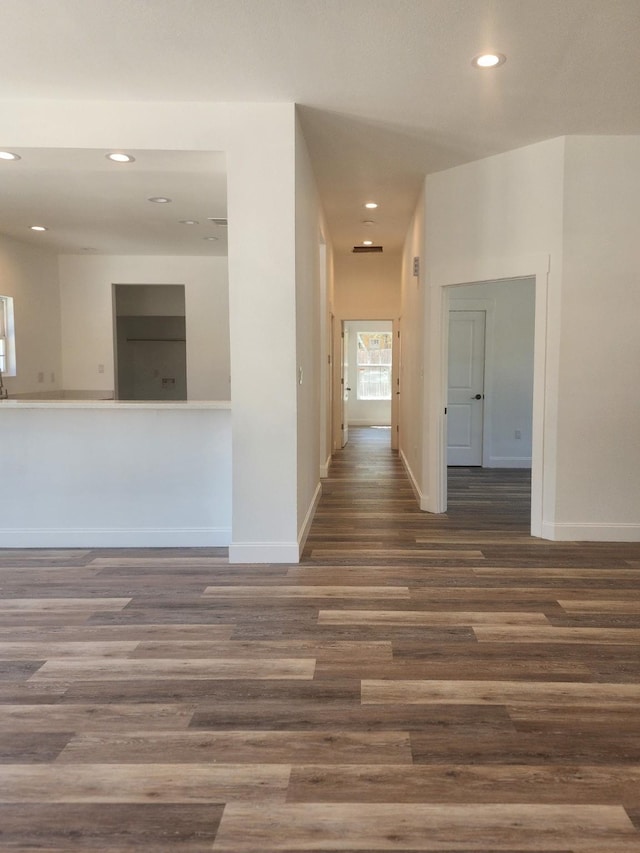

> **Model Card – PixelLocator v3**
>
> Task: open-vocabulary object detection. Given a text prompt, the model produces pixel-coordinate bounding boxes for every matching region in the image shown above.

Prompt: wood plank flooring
[1,426,640,851]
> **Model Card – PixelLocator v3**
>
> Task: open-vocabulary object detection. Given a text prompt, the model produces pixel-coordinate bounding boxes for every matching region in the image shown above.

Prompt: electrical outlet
[98,364,105,374]
[50,372,55,383]
[37,371,44,383]
[515,429,522,440]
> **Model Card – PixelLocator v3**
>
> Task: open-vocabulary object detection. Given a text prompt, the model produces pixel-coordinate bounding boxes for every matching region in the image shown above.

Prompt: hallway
[1,428,640,849]
[305,426,533,564]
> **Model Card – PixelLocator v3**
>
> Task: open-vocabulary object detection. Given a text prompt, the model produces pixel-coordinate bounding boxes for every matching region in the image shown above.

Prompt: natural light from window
[356,331,392,400]
[0,295,16,377]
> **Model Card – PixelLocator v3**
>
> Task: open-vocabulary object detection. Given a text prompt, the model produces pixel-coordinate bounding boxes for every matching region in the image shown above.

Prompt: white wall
[295,115,325,550]
[0,99,318,561]
[226,104,300,561]
[0,234,62,397]
[0,403,231,547]
[334,252,401,319]
[552,136,640,538]
[426,138,566,277]
[59,254,230,400]
[399,189,426,503]
[345,320,392,426]
[450,278,535,468]
[423,137,565,532]
[419,134,640,541]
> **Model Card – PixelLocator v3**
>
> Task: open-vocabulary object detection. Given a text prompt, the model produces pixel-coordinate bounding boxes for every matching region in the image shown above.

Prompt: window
[356,331,392,400]
[0,295,16,377]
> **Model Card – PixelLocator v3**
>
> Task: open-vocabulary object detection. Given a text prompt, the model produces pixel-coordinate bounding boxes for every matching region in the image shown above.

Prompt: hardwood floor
[1,426,640,851]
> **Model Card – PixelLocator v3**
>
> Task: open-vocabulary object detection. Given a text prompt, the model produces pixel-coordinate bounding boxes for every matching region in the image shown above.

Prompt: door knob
[346,387,351,391]
[471,393,483,400]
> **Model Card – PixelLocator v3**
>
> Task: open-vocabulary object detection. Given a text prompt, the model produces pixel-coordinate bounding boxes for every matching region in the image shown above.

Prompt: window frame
[355,330,392,401]
[0,295,16,378]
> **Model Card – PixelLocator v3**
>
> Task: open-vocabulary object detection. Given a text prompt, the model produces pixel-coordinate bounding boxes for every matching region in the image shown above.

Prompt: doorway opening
[331,318,399,451]
[338,320,394,449]
[113,283,187,401]
[445,277,536,528]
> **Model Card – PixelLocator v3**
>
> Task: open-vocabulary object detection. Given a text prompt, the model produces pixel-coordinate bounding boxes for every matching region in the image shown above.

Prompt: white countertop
[0,399,231,410]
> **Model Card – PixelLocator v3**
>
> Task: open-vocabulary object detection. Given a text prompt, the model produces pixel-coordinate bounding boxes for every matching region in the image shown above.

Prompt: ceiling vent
[208,218,228,227]
[353,245,383,253]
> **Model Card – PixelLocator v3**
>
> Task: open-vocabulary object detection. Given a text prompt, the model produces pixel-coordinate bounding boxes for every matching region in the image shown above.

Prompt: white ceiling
[1,0,640,255]
[0,149,228,255]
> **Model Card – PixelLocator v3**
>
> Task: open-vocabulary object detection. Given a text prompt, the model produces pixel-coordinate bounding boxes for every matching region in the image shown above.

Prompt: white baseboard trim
[298,482,322,555]
[541,521,640,542]
[320,454,331,478]
[419,494,432,511]
[399,449,429,511]
[228,541,301,564]
[0,527,231,548]
[486,456,532,469]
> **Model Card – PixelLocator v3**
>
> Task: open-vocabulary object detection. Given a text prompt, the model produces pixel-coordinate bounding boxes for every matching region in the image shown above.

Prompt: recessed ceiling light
[0,151,20,161]
[364,202,378,209]
[106,152,135,163]
[362,240,373,246]
[30,225,48,232]
[472,53,506,68]
[179,219,199,225]
[148,196,172,203]
[203,236,218,241]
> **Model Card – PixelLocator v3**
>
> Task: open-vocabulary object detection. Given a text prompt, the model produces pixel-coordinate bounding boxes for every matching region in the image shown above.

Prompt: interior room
[0,148,230,402]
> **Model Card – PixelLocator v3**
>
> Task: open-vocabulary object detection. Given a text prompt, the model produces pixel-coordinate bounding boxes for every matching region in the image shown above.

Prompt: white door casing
[447,310,486,465]
[391,319,400,450]
[341,323,349,447]
[426,255,549,539]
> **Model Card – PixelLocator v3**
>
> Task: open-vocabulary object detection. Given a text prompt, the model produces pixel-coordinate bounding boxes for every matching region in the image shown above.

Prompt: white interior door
[447,310,485,465]
[341,324,350,447]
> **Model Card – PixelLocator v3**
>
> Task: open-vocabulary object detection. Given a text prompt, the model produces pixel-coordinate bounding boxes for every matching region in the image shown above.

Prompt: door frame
[332,317,399,453]
[341,323,349,448]
[427,255,550,538]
